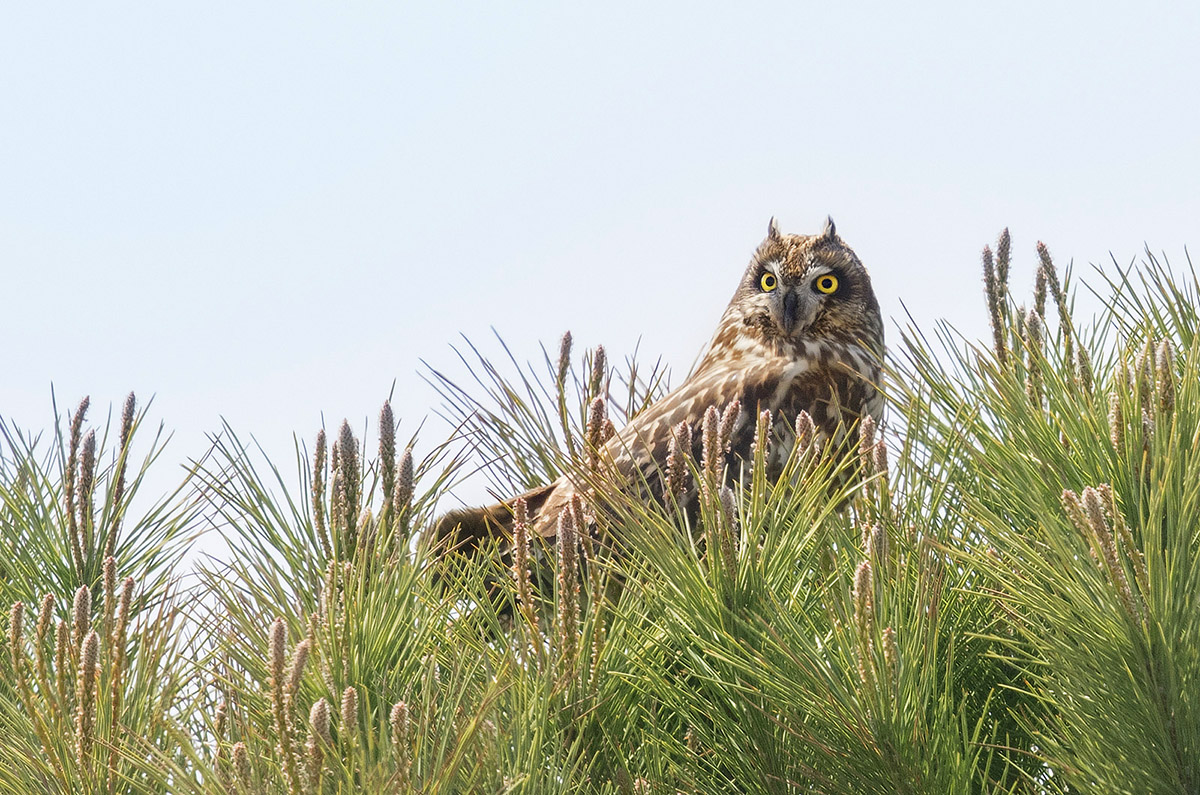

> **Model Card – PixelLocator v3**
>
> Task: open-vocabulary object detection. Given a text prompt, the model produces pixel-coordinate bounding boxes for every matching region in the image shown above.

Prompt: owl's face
[725,217,882,356]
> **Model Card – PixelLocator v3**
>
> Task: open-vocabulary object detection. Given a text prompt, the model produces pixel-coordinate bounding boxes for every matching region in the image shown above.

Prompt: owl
[435,216,884,548]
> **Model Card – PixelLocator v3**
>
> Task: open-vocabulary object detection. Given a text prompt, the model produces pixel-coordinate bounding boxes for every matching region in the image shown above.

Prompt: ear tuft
[821,216,837,239]
[767,216,781,241]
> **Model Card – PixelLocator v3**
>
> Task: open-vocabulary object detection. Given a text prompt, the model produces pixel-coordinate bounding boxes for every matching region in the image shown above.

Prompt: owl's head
[717,217,883,357]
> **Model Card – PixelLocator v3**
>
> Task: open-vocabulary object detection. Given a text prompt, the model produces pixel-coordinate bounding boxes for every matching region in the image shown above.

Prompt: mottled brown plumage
[435,217,884,548]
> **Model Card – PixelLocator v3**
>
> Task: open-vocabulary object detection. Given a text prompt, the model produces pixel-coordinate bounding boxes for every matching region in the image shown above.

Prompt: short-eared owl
[436,216,884,547]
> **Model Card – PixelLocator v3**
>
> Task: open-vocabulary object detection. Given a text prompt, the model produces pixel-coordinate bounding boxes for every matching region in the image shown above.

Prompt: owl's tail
[430,481,557,556]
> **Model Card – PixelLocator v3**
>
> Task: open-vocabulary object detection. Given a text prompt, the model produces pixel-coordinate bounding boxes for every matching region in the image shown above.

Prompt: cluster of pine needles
[1,232,1198,794]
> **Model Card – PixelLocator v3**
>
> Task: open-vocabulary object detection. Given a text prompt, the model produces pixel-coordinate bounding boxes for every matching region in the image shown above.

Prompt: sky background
[3,3,1198,555]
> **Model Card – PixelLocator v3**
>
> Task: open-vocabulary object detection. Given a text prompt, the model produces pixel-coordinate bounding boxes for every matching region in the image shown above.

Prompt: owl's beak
[779,289,817,336]
[782,291,799,333]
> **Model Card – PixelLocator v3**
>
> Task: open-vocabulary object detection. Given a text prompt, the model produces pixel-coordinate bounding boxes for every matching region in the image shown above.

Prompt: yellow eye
[759,272,778,292]
[815,274,839,295]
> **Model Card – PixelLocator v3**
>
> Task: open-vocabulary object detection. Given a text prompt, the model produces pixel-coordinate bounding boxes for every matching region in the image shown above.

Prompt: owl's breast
[740,339,882,445]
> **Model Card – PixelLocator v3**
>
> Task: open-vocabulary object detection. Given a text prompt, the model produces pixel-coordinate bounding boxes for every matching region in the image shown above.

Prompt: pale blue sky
[3,3,1198,522]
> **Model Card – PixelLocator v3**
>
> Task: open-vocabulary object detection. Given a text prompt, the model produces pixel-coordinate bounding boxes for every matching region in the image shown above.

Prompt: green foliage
[0,393,200,794]
[895,246,1200,793]
[1,239,1197,794]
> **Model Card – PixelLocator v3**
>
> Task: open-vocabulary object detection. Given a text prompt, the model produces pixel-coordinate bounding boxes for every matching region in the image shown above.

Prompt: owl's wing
[601,363,755,484]
[431,479,559,552]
